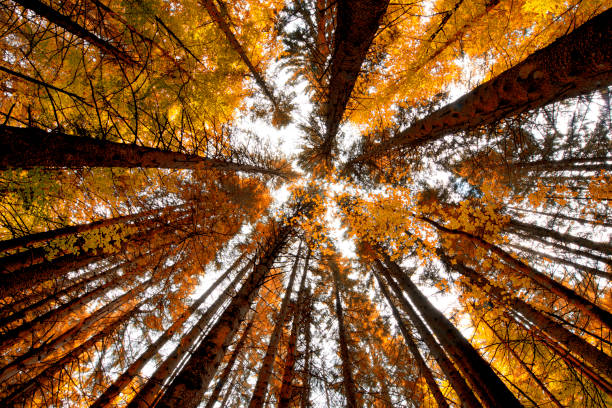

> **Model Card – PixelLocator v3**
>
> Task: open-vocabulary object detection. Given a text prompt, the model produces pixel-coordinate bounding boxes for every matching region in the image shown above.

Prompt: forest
[0,0,610,407]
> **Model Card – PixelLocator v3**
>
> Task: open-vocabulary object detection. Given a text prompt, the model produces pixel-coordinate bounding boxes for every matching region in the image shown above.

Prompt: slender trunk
[330,259,359,408]
[507,157,612,173]
[149,225,292,408]
[0,125,290,178]
[323,0,390,144]
[422,216,612,329]
[204,314,255,408]
[0,278,151,383]
[375,273,450,408]
[481,319,564,408]
[0,205,182,254]
[0,66,88,103]
[199,0,279,109]
[0,300,140,406]
[508,219,612,256]
[300,287,313,408]
[443,254,612,383]
[219,371,239,408]
[12,0,137,65]
[374,261,482,408]
[382,256,524,408]
[505,243,610,280]
[346,8,612,166]
[505,206,612,229]
[249,243,302,408]
[126,257,254,408]
[91,254,249,408]
[278,249,310,408]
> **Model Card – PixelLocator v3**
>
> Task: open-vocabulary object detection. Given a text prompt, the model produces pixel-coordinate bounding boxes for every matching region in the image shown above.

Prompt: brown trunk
[248,243,302,408]
[323,0,390,147]
[374,272,450,408]
[148,224,292,408]
[346,8,612,166]
[0,125,290,178]
[12,0,137,65]
[422,216,612,329]
[507,157,612,173]
[330,258,359,408]
[126,257,254,408]
[300,287,313,408]
[0,300,140,406]
[382,257,523,408]
[443,254,612,384]
[199,0,279,109]
[204,314,255,408]
[508,218,612,257]
[91,253,248,408]
[506,206,612,229]
[374,261,482,408]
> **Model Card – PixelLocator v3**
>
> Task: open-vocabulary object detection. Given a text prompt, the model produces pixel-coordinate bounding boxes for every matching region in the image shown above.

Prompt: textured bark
[0,302,138,406]
[347,8,612,166]
[330,259,359,408]
[0,125,290,178]
[150,224,292,408]
[322,0,390,147]
[0,278,151,383]
[199,0,279,108]
[382,257,523,408]
[374,261,482,408]
[508,218,612,256]
[126,258,254,408]
[248,243,302,408]
[91,254,248,408]
[278,249,310,408]
[375,273,450,408]
[12,0,137,65]
[300,287,313,408]
[422,216,612,329]
[444,254,612,383]
[203,314,254,408]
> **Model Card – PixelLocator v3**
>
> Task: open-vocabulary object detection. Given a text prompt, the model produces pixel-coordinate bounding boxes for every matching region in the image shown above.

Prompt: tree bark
[382,257,524,408]
[0,125,291,178]
[346,8,612,167]
[505,206,612,229]
[375,272,450,408]
[374,261,482,408]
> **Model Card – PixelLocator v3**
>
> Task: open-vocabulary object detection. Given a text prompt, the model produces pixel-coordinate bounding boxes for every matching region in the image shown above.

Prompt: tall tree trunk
[248,243,302,408]
[0,300,140,406]
[330,258,359,408]
[374,261,482,408]
[375,273,450,408]
[323,0,390,145]
[0,125,291,179]
[442,254,612,384]
[382,256,524,408]
[125,257,255,408]
[345,8,612,167]
[91,253,249,408]
[199,0,279,109]
[203,314,255,408]
[506,157,612,173]
[148,224,293,408]
[12,0,138,65]
[505,206,612,229]
[421,216,612,329]
[278,248,310,408]
[300,287,313,408]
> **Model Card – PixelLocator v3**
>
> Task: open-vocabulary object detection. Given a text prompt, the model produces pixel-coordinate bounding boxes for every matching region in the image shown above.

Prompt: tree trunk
[421,216,612,329]
[374,261,482,408]
[505,206,612,229]
[346,8,612,166]
[506,157,612,173]
[91,253,249,408]
[375,273,450,408]
[323,0,390,144]
[0,65,89,103]
[443,254,612,384]
[382,257,524,408]
[278,248,310,408]
[330,258,359,408]
[300,287,313,408]
[125,257,255,408]
[0,125,291,178]
[149,224,292,408]
[248,243,302,408]
[203,314,254,408]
